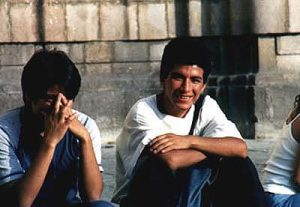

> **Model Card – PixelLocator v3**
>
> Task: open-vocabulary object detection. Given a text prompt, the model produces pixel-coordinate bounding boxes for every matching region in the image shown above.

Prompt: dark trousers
[206,157,268,207]
[121,156,268,207]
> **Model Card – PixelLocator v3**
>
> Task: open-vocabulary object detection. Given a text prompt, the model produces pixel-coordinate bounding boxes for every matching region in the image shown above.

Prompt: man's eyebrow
[170,72,184,77]
[191,76,203,80]
[170,72,203,79]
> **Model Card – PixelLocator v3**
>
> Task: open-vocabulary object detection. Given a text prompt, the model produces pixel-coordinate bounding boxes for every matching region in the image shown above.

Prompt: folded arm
[69,118,103,201]
[150,134,247,170]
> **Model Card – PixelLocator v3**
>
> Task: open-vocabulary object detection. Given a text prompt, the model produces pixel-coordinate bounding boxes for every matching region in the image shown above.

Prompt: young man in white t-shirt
[112,37,266,207]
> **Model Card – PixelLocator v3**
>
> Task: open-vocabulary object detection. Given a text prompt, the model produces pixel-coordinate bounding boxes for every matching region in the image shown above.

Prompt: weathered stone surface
[246,139,276,179]
[0,66,22,87]
[0,93,22,114]
[277,55,300,81]
[66,3,99,41]
[112,62,152,75]
[0,2,10,42]
[127,3,138,40]
[0,44,35,65]
[257,37,276,74]
[188,0,201,36]
[85,42,113,63]
[114,41,148,62]
[44,4,66,42]
[83,63,112,76]
[2,0,300,44]
[99,3,127,40]
[10,3,38,42]
[149,41,167,61]
[254,85,298,139]
[288,0,300,32]
[138,3,168,39]
[69,44,85,64]
[277,35,300,55]
[253,0,288,34]
[166,2,176,37]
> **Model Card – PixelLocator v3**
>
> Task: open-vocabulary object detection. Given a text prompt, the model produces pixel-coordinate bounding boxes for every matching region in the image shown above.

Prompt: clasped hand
[43,93,89,146]
[150,133,191,154]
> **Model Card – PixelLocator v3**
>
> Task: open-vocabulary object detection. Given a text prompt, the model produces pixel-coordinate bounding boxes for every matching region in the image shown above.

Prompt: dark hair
[21,49,81,101]
[160,36,213,83]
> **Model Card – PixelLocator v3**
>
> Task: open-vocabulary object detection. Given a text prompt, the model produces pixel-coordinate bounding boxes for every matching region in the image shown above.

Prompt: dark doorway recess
[200,35,258,139]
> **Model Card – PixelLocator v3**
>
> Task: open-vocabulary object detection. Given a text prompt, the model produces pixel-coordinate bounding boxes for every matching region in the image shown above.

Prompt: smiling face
[161,65,206,118]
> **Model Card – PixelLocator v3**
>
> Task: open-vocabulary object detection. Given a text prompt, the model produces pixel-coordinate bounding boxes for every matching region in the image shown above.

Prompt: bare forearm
[157,149,207,170]
[188,136,247,158]
[294,166,300,186]
[80,138,103,201]
[294,146,300,185]
[18,141,55,207]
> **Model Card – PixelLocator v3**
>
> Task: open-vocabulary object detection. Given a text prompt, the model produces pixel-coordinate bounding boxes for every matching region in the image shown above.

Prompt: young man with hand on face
[112,37,267,207]
[0,49,114,207]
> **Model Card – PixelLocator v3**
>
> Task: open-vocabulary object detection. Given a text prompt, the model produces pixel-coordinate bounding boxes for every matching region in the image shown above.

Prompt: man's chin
[175,103,193,110]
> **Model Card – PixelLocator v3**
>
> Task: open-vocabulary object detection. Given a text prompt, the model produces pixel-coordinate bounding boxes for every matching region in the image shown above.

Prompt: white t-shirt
[112,94,242,203]
[263,114,300,195]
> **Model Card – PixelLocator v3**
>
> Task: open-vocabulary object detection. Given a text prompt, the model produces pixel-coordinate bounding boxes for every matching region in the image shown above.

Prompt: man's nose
[181,79,191,92]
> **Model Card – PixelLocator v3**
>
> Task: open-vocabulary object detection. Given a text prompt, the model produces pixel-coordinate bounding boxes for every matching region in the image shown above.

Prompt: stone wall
[255,35,300,139]
[1,0,300,143]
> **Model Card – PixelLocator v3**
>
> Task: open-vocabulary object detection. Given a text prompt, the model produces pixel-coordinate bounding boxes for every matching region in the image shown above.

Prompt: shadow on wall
[201,0,255,35]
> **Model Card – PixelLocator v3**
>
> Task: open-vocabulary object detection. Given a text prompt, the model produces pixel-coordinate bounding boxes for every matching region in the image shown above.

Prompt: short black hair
[160,36,213,83]
[21,49,81,101]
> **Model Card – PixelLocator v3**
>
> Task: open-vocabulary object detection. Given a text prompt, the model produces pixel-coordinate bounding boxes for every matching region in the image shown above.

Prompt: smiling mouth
[175,94,194,102]
[179,95,192,99]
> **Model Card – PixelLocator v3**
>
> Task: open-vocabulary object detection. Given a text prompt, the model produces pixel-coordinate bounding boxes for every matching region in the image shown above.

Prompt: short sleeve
[0,129,24,185]
[76,111,103,172]
[196,96,242,139]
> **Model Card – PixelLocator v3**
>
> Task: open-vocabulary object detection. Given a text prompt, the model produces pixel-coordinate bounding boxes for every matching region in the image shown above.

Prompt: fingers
[60,94,68,105]
[65,100,74,117]
[54,93,69,113]
[150,134,189,154]
[61,102,76,122]
[52,93,75,124]
[65,112,77,124]
[150,135,174,154]
[54,93,63,113]
[150,140,174,154]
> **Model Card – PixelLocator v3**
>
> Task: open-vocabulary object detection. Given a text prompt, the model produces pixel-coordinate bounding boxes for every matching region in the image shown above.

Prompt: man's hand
[150,133,191,154]
[69,118,91,142]
[43,93,76,146]
[58,94,90,142]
